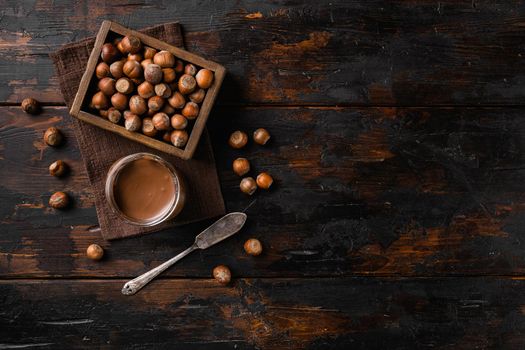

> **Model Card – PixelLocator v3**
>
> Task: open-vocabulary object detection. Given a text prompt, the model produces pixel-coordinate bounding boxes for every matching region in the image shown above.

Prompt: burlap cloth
[50,23,225,240]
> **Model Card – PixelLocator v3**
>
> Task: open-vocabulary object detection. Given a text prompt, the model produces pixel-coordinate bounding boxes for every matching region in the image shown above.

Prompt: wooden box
[70,20,226,160]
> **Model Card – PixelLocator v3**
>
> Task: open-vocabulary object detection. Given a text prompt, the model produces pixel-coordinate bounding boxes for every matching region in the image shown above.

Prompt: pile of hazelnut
[90,35,215,148]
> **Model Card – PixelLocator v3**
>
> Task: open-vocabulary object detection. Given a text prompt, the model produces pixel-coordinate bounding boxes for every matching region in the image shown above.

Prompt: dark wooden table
[2,1,525,348]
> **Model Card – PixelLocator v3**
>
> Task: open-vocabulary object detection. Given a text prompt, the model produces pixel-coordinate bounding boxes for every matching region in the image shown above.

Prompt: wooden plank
[1,277,525,349]
[1,1,525,105]
[1,106,524,278]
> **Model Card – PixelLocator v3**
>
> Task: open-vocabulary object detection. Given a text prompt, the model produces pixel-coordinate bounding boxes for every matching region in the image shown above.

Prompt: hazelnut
[121,35,142,54]
[44,127,63,147]
[161,103,176,115]
[131,77,144,85]
[196,69,214,89]
[129,95,147,115]
[170,130,189,148]
[49,160,68,177]
[152,112,170,131]
[111,92,128,111]
[167,91,185,109]
[107,107,122,124]
[233,158,250,176]
[184,63,197,76]
[137,81,155,99]
[143,46,157,59]
[86,244,104,261]
[228,130,248,149]
[189,88,206,103]
[140,58,153,70]
[98,77,116,96]
[178,74,196,94]
[162,131,172,143]
[147,108,157,117]
[162,68,176,83]
[240,177,257,195]
[253,128,271,145]
[115,77,134,94]
[21,97,40,114]
[49,191,69,209]
[155,83,171,98]
[144,64,163,84]
[101,43,119,63]
[128,53,142,62]
[124,113,142,131]
[174,59,184,73]
[109,60,125,79]
[91,91,109,110]
[212,265,231,285]
[142,118,157,137]
[123,60,142,79]
[99,109,109,119]
[148,95,165,112]
[182,101,199,119]
[170,114,187,130]
[153,50,175,68]
[256,172,273,189]
[96,62,110,79]
[244,238,263,256]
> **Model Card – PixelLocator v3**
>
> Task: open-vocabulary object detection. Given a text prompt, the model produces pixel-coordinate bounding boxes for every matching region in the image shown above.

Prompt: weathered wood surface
[2,106,524,278]
[2,277,525,349]
[1,1,525,105]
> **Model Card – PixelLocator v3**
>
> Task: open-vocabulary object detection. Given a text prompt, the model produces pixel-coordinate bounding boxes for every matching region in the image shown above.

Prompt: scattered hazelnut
[233,158,250,176]
[170,130,189,148]
[115,77,134,94]
[101,43,119,63]
[253,128,271,145]
[120,35,142,54]
[109,60,125,79]
[92,91,109,110]
[196,69,214,89]
[21,97,40,114]
[153,50,175,68]
[142,118,157,137]
[174,59,184,73]
[140,58,153,70]
[184,63,197,76]
[182,101,199,119]
[152,112,170,130]
[86,244,104,261]
[178,74,196,94]
[189,88,206,103]
[111,92,128,111]
[98,77,116,96]
[96,62,111,79]
[144,63,163,84]
[123,60,142,79]
[107,107,122,124]
[213,265,231,285]
[161,103,176,115]
[137,81,155,99]
[143,46,157,59]
[49,191,69,209]
[240,177,257,195]
[256,172,273,189]
[228,130,248,149]
[124,113,142,131]
[155,83,171,98]
[244,238,263,256]
[148,95,165,112]
[129,95,147,115]
[167,91,185,109]
[162,68,176,83]
[49,160,68,177]
[44,127,63,147]
[127,53,143,62]
[170,114,187,130]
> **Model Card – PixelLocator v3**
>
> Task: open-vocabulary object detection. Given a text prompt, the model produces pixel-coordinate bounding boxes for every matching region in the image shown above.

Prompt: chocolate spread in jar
[113,158,177,221]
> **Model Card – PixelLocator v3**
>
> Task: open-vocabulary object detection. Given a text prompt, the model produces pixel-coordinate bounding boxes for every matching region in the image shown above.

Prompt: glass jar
[105,152,186,226]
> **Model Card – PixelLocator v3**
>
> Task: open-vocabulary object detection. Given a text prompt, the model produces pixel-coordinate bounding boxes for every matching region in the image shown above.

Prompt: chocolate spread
[114,158,176,221]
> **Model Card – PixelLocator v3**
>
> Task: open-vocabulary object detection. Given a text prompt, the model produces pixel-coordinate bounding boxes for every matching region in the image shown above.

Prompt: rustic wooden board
[2,277,525,349]
[1,1,525,105]
[2,106,524,278]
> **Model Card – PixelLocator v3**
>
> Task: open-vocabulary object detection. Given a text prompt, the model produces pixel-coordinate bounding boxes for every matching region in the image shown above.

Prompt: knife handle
[121,244,197,295]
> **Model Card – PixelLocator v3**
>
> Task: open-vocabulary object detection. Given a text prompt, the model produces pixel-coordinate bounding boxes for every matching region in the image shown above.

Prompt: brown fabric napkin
[50,23,225,240]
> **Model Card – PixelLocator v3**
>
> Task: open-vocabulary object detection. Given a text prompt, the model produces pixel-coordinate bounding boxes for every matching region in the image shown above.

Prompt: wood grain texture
[2,277,525,349]
[2,106,524,278]
[1,1,525,105]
